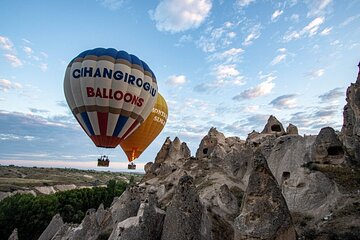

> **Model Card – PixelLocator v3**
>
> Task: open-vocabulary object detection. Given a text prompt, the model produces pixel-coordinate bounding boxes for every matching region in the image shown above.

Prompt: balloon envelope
[64,48,158,148]
[120,93,168,162]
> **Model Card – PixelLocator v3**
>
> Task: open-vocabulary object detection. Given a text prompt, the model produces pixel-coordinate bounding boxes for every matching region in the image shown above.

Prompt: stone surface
[341,65,360,165]
[196,127,227,159]
[8,228,18,240]
[161,175,203,240]
[38,214,64,240]
[109,192,165,240]
[261,115,286,136]
[234,150,297,240]
[312,127,345,164]
[286,123,299,135]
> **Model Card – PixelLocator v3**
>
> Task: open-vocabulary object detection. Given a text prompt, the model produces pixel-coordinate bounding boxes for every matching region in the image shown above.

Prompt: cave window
[282,171,290,180]
[327,146,344,156]
[271,125,282,132]
[203,148,208,154]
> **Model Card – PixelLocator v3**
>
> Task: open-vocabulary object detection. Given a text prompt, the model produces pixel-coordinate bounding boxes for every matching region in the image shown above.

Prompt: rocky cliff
[34,68,360,240]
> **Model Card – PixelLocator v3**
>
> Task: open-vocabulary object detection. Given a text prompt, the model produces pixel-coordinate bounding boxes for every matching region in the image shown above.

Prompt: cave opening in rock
[203,148,208,154]
[327,146,344,156]
[282,171,290,180]
[271,125,282,132]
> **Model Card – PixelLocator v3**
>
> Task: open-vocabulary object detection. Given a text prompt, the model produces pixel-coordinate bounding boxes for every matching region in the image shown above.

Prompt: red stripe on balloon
[97,112,108,136]
[121,120,140,141]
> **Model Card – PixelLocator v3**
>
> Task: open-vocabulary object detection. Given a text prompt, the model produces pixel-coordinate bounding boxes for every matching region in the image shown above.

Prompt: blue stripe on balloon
[113,115,128,137]
[80,112,95,136]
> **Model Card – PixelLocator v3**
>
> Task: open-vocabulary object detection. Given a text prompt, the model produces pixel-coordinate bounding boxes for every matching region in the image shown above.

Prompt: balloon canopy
[120,93,168,162]
[64,48,158,148]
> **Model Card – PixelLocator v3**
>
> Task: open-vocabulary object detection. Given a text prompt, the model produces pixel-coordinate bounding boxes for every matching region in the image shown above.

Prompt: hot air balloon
[64,48,158,166]
[120,93,168,169]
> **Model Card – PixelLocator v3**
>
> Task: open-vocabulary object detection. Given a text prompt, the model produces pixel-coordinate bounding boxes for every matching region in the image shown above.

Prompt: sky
[0,0,359,172]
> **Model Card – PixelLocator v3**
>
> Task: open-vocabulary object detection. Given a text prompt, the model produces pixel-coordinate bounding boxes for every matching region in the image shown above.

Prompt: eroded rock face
[8,228,18,240]
[161,175,203,240]
[341,64,360,165]
[38,214,64,240]
[234,151,297,240]
[261,115,286,136]
[286,123,299,135]
[109,192,165,240]
[196,127,227,159]
[313,127,345,164]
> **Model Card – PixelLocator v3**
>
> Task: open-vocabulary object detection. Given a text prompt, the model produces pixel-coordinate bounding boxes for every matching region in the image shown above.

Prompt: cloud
[0,79,22,92]
[283,17,325,41]
[237,0,255,7]
[242,24,261,46]
[197,21,237,53]
[306,0,332,17]
[307,68,325,78]
[97,0,124,10]
[211,47,244,63]
[290,14,300,22]
[271,9,284,22]
[0,133,35,141]
[40,63,48,72]
[194,64,245,93]
[233,74,275,100]
[166,75,187,85]
[23,46,33,55]
[175,34,193,47]
[269,94,297,109]
[340,14,360,27]
[270,48,287,65]
[4,54,23,67]
[318,87,344,102]
[0,36,14,51]
[320,27,332,35]
[150,0,212,33]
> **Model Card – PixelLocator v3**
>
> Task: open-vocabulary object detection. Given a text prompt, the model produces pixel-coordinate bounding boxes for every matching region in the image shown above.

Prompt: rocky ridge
[33,67,360,240]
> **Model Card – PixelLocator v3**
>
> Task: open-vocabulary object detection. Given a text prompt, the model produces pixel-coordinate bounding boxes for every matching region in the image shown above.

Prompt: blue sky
[0,0,359,172]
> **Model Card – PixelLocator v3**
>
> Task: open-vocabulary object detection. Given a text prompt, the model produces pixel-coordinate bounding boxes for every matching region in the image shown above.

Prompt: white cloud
[197,22,237,53]
[320,27,332,35]
[151,0,212,33]
[303,17,324,36]
[340,14,360,27]
[40,63,48,72]
[271,9,283,22]
[307,0,332,17]
[214,64,245,86]
[4,54,23,67]
[270,48,287,66]
[283,17,325,41]
[290,14,300,22]
[210,47,244,63]
[23,46,33,55]
[237,0,255,7]
[308,68,325,78]
[269,94,297,109]
[0,36,14,51]
[233,74,276,100]
[97,0,124,10]
[242,24,261,46]
[166,75,187,85]
[0,78,22,92]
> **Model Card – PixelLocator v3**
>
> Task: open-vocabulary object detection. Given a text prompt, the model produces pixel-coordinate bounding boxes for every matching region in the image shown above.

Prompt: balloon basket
[128,162,136,170]
[97,156,110,167]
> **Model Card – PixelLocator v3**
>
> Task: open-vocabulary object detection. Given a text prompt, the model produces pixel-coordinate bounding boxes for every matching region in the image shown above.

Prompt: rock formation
[161,175,202,240]
[234,150,297,240]
[312,127,345,164]
[341,63,360,165]
[38,214,64,240]
[8,228,18,240]
[286,123,298,135]
[36,66,360,240]
[261,115,286,136]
